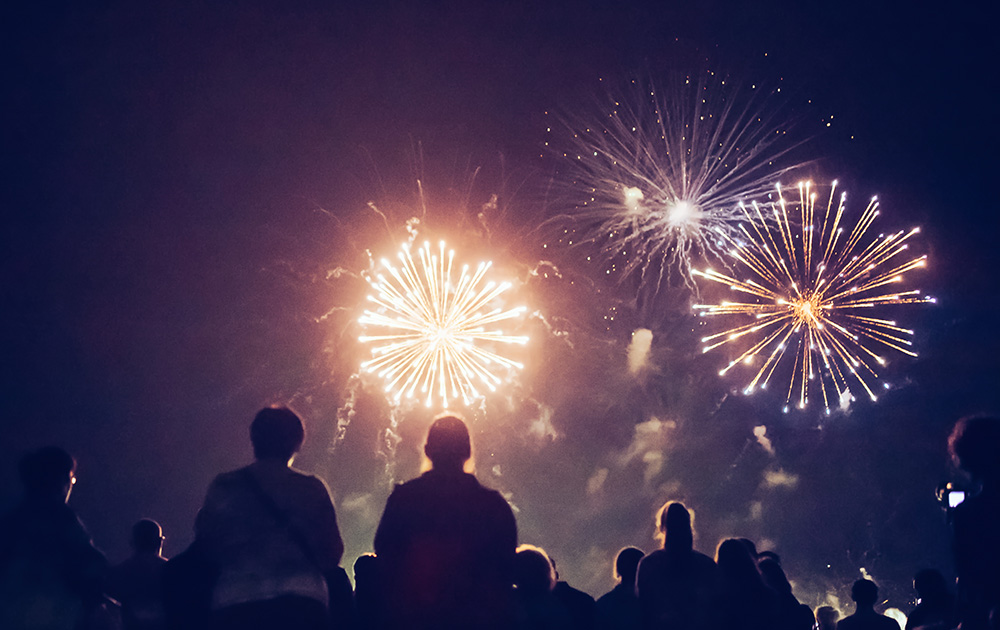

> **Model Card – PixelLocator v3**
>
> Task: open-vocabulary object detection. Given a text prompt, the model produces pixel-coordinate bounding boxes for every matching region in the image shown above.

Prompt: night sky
[3,0,997,614]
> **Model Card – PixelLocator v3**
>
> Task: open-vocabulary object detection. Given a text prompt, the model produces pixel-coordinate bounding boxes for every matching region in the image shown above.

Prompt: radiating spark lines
[359,240,528,408]
[693,181,934,413]
[545,72,805,294]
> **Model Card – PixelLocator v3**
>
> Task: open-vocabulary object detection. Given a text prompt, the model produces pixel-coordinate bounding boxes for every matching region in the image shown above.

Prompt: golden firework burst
[358,240,528,408]
[693,181,933,413]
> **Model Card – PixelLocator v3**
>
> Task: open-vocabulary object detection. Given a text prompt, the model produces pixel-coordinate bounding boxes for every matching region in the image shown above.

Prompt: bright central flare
[358,240,528,409]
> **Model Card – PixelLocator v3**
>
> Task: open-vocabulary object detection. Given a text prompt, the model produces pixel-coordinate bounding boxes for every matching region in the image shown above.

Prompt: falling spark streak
[546,72,805,294]
[358,240,529,409]
[692,181,934,413]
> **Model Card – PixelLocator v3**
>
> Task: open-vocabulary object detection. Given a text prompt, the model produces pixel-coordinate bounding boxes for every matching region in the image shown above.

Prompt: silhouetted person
[816,606,841,630]
[595,547,643,630]
[352,554,381,630]
[161,537,215,630]
[513,545,572,630]
[0,446,108,630]
[758,558,814,630]
[715,538,779,630]
[550,556,597,630]
[837,579,900,630]
[636,501,719,630]
[374,414,517,630]
[195,407,344,630]
[949,416,1000,630]
[107,519,168,630]
[905,569,955,630]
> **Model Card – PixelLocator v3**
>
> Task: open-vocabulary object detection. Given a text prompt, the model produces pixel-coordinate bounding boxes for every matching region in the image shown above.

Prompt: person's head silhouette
[851,578,879,610]
[250,407,305,465]
[19,446,76,503]
[816,605,840,630]
[131,518,165,555]
[424,414,472,472]
[514,544,556,594]
[949,416,1000,486]
[614,547,644,586]
[656,501,694,552]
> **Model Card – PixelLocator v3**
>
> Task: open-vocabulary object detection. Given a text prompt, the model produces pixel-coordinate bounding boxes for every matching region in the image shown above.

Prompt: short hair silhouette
[949,416,1000,483]
[424,414,472,468]
[250,407,305,461]
[816,605,840,628]
[131,518,164,553]
[851,578,879,607]
[615,547,644,582]
[19,446,76,497]
[514,544,556,593]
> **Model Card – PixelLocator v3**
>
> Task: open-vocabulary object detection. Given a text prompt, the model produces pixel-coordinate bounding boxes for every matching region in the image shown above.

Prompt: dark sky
[3,0,997,609]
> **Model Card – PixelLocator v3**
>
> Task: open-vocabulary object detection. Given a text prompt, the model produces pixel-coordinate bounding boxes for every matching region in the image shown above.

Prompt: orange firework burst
[693,181,934,413]
[358,240,528,409]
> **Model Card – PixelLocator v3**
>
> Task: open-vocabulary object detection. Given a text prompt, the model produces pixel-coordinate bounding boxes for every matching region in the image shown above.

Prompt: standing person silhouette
[595,547,644,629]
[107,519,168,630]
[836,579,899,630]
[948,416,1000,630]
[195,407,344,630]
[0,446,108,630]
[635,501,719,630]
[374,413,518,630]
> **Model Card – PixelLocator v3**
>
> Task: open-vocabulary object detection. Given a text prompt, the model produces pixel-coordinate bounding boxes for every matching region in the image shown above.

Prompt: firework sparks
[358,240,528,408]
[545,72,805,294]
[693,181,934,413]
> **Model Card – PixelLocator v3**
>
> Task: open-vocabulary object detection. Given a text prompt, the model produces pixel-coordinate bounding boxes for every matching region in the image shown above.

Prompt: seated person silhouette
[195,407,344,630]
[107,519,169,630]
[374,413,518,630]
[837,579,900,630]
[0,446,107,630]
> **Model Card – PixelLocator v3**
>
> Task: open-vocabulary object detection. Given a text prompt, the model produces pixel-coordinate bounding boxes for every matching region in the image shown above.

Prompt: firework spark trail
[358,240,528,409]
[545,72,806,294]
[693,181,934,413]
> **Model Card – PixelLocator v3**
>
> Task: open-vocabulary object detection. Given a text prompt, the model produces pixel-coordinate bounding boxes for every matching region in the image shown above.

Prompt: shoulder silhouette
[193,407,344,630]
[374,413,517,630]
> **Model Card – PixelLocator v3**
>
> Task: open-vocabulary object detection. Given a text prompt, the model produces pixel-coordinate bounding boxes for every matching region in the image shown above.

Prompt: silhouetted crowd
[2,410,998,630]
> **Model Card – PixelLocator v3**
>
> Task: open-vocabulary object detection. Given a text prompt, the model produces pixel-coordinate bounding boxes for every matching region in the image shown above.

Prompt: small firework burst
[544,71,805,295]
[693,181,934,413]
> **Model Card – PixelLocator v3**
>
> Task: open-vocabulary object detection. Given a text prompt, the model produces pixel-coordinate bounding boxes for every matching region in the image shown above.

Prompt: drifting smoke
[527,403,560,443]
[618,417,677,485]
[627,328,654,375]
[839,390,854,413]
[762,468,799,489]
[586,468,609,495]
[753,425,775,456]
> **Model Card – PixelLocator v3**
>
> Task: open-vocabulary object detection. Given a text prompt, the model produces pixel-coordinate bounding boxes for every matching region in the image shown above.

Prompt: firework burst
[545,72,805,295]
[693,181,934,413]
[358,240,528,409]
